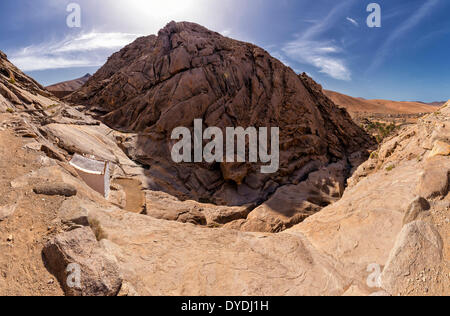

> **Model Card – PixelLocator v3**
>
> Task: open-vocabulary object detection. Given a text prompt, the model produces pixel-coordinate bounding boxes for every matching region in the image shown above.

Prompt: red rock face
[0,50,55,107]
[69,21,374,206]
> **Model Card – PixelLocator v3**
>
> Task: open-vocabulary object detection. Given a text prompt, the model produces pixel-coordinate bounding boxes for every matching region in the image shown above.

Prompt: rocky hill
[46,74,91,98]
[69,21,374,209]
[0,51,57,113]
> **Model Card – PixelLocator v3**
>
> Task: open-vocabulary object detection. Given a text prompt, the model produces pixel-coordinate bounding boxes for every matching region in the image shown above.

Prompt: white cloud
[53,32,141,53]
[10,32,142,71]
[301,1,354,40]
[275,1,355,81]
[9,56,97,72]
[282,38,351,81]
[346,17,359,27]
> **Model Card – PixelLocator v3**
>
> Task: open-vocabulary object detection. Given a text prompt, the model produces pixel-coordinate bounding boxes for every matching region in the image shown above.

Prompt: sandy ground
[0,113,64,296]
[112,178,145,213]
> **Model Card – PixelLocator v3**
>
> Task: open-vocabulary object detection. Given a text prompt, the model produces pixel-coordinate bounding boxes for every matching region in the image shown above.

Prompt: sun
[117,0,208,23]
[100,0,234,37]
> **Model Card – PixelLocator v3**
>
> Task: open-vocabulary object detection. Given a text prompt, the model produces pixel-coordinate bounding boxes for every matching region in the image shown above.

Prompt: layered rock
[0,50,56,112]
[69,21,374,206]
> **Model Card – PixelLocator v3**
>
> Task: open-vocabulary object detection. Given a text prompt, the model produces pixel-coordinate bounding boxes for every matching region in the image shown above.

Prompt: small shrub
[385,165,395,172]
[376,135,383,143]
[9,77,15,85]
[88,218,108,241]
[6,108,14,113]
[46,104,59,110]
[370,151,379,160]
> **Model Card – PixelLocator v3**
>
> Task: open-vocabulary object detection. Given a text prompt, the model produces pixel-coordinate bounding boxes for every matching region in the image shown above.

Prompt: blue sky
[0,0,449,102]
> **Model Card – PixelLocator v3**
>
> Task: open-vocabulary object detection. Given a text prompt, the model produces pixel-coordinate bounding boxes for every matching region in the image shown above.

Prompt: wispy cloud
[282,38,351,80]
[277,2,355,81]
[10,32,141,71]
[368,0,440,73]
[346,17,359,27]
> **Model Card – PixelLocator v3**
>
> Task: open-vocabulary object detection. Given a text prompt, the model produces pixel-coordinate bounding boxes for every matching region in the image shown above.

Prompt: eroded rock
[403,197,430,225]
[83,208,351,296]
[145,190,251,226]
[225,161,347,233]
[34,183,77,197]
[429,140,450,158]
[42,227,122,296]
[416,157,449,199]
[381,221,444,295]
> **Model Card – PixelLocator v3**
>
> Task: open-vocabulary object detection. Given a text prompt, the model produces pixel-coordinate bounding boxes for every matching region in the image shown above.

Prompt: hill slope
[324,90,437,116]
[46,74,91,98]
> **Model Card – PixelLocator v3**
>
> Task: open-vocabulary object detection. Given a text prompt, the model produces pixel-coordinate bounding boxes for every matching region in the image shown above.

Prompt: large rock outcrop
[69,21,374,206]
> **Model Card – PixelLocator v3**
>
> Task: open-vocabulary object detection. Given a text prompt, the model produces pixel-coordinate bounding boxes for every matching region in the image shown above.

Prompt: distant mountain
[324,90,438,116]
[419,101,446,107]
[46,73,91,98]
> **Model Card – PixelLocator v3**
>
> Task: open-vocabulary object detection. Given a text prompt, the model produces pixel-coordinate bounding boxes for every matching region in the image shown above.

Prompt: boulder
[42,227,122,296]
[58,198,91,226]
[145,190,251,226]
[416,157,449,199]
[402,197,430,225]
[34,183,77,197]
[381,221,444,295]
[429,140,450,158]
